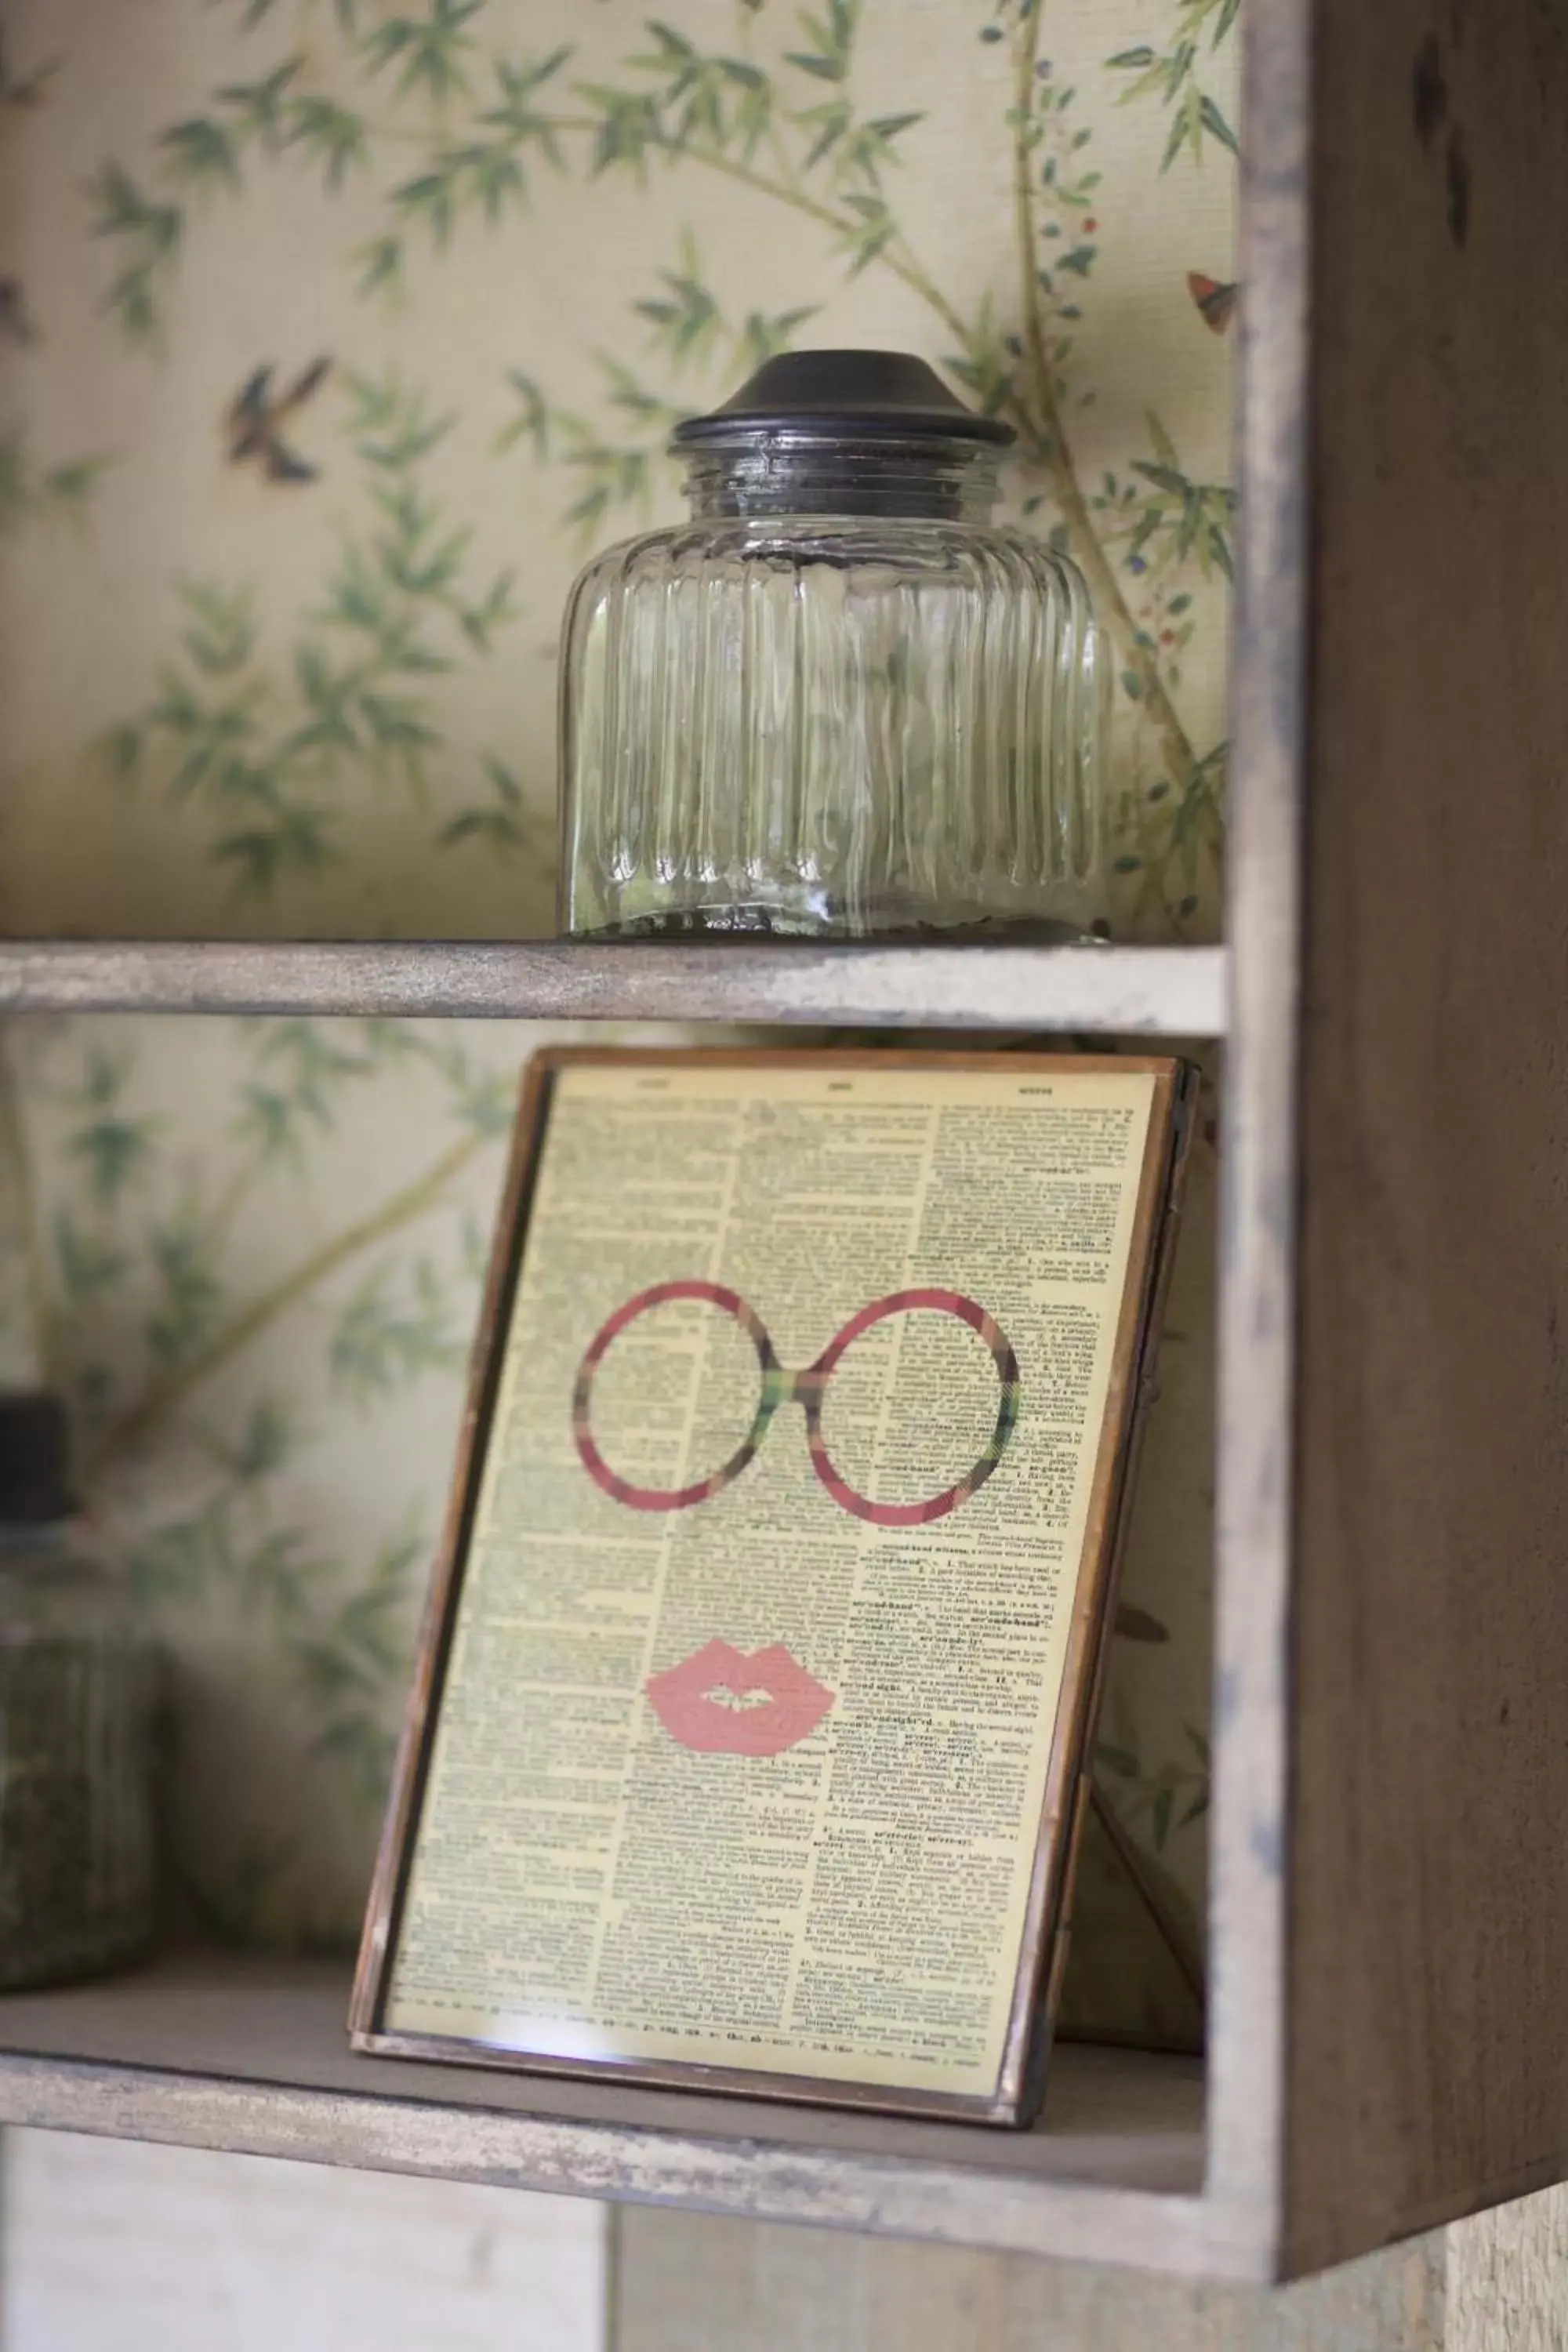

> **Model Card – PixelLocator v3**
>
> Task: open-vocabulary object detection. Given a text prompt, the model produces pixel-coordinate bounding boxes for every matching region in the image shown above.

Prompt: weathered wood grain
[0,941,1225,1035]
[0,1953,1220,2271]
[1287,0,1568,2273]
[1207,0,1311,2278]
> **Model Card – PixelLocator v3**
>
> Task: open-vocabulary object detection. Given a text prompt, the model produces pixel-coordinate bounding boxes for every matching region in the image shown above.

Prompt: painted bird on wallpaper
[0,25,56,115]
[0,277,36,346]
[1186,272,1239,334]
[227,358,332,485]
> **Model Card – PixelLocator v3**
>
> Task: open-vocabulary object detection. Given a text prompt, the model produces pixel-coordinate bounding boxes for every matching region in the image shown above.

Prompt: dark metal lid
[673,349,1014,448]
[0,1392,78,1523]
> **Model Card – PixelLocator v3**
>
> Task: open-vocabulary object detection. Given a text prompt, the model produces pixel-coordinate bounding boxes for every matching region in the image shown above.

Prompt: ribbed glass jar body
[0,1525,159,1991]
[558,442,1109,941]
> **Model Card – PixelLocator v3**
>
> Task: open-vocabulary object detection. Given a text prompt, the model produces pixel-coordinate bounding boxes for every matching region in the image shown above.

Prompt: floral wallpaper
[0,0,1233,2027]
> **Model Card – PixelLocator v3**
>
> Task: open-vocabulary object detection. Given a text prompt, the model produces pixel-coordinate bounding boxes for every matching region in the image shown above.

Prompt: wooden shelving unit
[0,931,1232,2272]
[2,0,1566,2290]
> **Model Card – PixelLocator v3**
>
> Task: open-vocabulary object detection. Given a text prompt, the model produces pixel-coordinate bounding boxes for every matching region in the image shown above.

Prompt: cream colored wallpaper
[0,0,1236,942]
[0,0,1233,2001]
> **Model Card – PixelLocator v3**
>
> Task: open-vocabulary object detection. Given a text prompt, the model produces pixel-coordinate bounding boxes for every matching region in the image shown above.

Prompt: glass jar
[559,348,1109,942]
[0,1395,159,1991]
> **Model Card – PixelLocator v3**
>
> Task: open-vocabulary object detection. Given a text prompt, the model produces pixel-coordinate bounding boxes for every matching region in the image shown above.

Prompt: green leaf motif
[1199,93,1240,156]
[440,754,546,858]
[360,0,484,104]
[88,162,183,347]
[216,56,303,147]
[786,0,859,83]
[286,96,370,191]
[637,231,723,365]
[180,582,257,677]
[1110,0,1241,173]
[214,803,338,895]
[145,1218,225,1369]
[54,1209,129,1305]
[69,1115,155,1205]
[158,116,241,188]
[355,234,404,299]
[579,84,662,178]
[332,1258,463,1402]
[0,433,113,539]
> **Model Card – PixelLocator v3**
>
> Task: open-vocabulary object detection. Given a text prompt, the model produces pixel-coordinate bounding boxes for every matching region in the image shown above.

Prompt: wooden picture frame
[350,1048,1195,2126]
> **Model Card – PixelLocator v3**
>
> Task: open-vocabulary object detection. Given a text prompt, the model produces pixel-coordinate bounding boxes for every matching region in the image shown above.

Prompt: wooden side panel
[1290,0,1568,2270]
[1209,0,1312,2271]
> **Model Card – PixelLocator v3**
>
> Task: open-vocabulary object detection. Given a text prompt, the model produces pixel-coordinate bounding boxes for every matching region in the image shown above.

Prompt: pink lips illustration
[645,1639,835,1758]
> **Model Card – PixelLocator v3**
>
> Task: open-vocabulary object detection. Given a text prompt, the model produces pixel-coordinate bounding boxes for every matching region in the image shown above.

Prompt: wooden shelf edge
[0,941,1227,1035]
[0,2051,1245,2274]
[0,1955,1261,2272]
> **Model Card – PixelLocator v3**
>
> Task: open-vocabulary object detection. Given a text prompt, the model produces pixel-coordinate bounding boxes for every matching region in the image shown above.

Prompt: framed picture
[351,1049,1195,2127]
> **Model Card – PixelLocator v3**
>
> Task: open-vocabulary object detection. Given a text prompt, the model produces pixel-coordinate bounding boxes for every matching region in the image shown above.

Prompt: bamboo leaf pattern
[0,433,114,537]
[109,372,524,895]
[1107,0,1241,169]
[83,0,1238,928]
[0,1014,517,1934]
[0,0,1235,1947]
[1095,1693,1210,1856]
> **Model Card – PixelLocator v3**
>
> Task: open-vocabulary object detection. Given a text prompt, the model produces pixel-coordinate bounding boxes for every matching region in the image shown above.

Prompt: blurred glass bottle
[559,350,1109,942]
[0,1394,158,1991]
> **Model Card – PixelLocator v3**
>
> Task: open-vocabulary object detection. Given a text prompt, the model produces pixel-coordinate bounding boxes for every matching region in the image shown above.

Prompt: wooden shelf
[2,0,1566,2292]
[0,941,1226,1036]
[0,1953,1221,2273]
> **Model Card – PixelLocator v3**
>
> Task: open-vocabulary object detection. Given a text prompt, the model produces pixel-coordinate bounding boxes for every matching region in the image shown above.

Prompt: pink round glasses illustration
[572,1280,1020,1530]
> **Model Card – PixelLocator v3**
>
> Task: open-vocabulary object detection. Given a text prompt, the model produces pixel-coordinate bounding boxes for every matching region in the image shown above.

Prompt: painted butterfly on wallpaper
[1187,272,1240,334]
[226,358,332,485]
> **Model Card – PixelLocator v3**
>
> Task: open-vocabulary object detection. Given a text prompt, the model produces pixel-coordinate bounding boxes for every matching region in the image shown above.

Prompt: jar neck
[680,434,1001,522]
